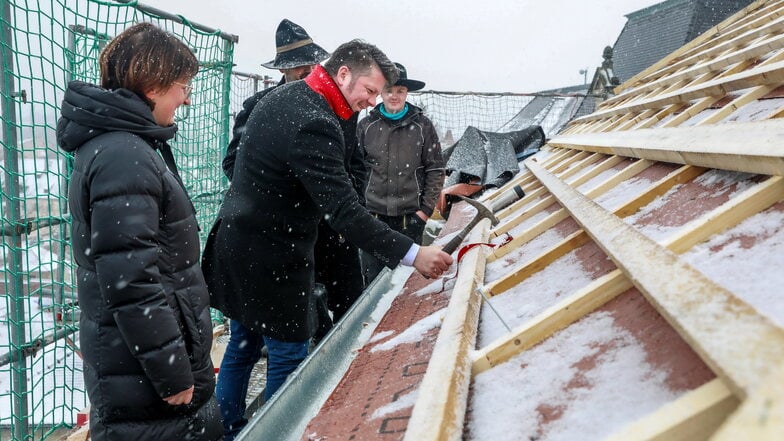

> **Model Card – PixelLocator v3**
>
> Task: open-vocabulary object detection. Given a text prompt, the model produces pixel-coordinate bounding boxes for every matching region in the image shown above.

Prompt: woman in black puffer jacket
[57,23,222,441]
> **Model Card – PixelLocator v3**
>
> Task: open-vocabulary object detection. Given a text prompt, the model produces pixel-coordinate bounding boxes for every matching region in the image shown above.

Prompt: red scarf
[304,65,353,120]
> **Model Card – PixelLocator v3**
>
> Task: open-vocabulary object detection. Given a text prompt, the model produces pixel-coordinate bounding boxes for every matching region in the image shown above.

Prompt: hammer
[441,195,500,254]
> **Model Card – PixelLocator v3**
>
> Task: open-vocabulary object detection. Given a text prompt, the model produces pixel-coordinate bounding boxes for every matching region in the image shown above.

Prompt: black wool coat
[57,81,222,441]
[224,82,368,201]
[203,80,413,341]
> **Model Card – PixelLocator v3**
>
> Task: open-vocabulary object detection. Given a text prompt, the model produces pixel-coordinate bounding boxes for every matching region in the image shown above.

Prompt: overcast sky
[147,0,662,93]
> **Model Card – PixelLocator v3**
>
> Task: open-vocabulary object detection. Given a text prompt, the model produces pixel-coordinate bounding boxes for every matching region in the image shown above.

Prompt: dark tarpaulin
[443,125,545,189]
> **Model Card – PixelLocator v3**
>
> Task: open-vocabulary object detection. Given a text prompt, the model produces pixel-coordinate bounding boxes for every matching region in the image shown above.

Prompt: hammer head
[455,195,499,226]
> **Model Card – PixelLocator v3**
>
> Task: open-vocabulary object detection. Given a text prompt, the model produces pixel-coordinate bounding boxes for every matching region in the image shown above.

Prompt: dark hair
[323,39,399,86]
[99,23,199,106]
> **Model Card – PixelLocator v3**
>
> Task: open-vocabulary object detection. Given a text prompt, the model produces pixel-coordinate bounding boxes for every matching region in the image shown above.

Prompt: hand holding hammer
[415,197,499,279]
[420,185,524,279]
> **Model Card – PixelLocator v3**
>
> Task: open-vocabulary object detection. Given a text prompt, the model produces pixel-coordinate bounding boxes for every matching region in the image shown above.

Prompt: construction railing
[0,1,237,439]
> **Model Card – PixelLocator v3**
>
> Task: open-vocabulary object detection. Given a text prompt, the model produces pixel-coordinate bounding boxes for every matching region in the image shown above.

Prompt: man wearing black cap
[358,63,446,282]
[204,42,453,439]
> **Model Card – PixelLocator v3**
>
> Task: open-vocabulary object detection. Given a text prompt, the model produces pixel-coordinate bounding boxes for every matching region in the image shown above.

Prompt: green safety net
[229,72,266,126]
[0,0,235,439]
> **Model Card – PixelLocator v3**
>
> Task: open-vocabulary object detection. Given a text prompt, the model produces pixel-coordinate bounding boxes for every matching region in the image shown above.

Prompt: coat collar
[304,65,353,120]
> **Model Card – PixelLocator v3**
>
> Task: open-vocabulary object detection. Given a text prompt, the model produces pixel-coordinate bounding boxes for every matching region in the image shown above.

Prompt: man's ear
[335,65,351,87]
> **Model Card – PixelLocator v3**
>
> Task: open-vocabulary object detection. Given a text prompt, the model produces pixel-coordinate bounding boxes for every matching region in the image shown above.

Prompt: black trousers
[313,221,365,340]
[361,212,427,284]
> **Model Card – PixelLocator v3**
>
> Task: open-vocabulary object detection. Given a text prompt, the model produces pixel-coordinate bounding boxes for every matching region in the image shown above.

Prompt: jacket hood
[57,81,177,152]
[369,101,423,125]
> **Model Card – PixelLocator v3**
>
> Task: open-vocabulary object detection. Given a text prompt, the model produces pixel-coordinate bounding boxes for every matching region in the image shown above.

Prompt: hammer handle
[442,217,480,254]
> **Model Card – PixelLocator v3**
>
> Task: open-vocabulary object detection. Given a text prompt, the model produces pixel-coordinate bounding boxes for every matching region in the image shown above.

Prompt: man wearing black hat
[358,63,446,282]
[204,42,453,439]
[222,19,330,179]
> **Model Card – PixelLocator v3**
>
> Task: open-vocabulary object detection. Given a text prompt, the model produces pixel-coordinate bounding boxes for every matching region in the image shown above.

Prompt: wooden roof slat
[604,379,739,441]
[485,229,590,293]
[403,219,491,441]
[557,152,604,180]
[658,96,724,128]
[550,119,784,175]
[487,207,569,262]
[492,194,555,237]
[549,150,591,175]
[579,158,653,197]
[627,103,686,130]
[710,363,784,440]
[526,159,784,398]
[473,269,633,375]
[664,175,784,254]
[694,84,778,126]
[596,112,637,132]
[489,158,651,261]
[495,185,548,220]
[564,155,625,187]
[490,154,622,228]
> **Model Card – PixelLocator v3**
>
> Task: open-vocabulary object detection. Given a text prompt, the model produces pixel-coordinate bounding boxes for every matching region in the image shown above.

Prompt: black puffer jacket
[57,81,222,441]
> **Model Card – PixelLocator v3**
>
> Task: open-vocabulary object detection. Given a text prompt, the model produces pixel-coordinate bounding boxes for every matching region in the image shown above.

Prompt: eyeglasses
[173,81,193,98]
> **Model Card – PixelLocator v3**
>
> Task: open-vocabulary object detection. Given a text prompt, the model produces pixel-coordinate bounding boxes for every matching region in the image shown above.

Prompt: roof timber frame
[400,2,784,440]
[572,59,784,123]
[616,0,781,94]
[525,161,784,398]
[475,175,784,373]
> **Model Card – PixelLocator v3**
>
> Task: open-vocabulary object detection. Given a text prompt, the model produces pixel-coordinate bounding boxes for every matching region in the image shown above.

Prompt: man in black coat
[202,39,452,439]
[223,20,366,351]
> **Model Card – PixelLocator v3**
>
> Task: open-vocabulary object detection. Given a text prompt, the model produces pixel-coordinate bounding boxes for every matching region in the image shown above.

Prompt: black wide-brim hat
[261,19,330,69]
[393,62,425,91]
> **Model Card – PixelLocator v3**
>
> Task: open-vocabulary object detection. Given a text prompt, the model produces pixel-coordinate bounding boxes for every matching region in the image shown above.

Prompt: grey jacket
[358,103,445,217]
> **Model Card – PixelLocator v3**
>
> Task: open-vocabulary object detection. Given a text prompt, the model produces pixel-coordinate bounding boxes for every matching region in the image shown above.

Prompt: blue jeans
[216,319,309,440]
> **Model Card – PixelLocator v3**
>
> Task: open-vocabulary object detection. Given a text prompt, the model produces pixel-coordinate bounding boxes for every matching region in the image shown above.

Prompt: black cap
[393,62,425,91]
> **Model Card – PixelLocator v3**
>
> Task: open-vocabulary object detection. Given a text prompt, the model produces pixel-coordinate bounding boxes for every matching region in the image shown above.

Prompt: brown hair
[99,22,199,107]
[323,39,399,86]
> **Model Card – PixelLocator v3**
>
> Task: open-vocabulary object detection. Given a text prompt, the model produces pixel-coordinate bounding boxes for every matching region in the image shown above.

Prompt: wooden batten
[404,218,491,441]
[575,58,784,122]
[549,120,784,175]
[473,269,632,375]
[710,363,784,440]
[604,379,739,441]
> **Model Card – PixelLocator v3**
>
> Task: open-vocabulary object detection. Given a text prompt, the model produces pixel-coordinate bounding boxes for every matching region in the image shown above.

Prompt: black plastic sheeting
[443,125,545,189]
